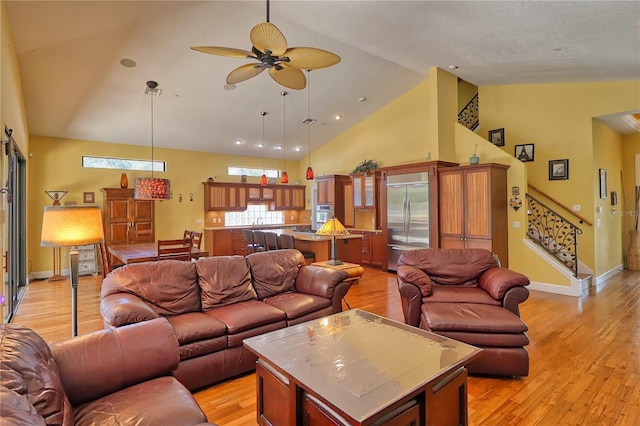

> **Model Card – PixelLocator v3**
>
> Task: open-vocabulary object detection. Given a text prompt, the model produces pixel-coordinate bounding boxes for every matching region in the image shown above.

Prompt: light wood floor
[9,267,640,425]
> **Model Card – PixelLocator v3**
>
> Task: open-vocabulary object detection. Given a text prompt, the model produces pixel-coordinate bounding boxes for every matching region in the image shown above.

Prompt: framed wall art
[549,159,569,180]
[599,168,607,198]
[83,192,95,203]
[488,128,505,146]
[514,144,534,162]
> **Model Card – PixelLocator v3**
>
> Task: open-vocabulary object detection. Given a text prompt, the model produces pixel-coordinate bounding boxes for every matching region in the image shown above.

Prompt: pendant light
[260,111,268,186]
[134,80,170,200]
[305,69,315,180]
[281,91,289,184]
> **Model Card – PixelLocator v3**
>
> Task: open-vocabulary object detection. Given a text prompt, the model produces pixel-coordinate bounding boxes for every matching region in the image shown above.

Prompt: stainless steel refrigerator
[386,171,430,271]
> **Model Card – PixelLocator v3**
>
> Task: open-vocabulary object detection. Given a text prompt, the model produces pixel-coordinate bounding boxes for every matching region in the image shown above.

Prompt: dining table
[108,242,209,265]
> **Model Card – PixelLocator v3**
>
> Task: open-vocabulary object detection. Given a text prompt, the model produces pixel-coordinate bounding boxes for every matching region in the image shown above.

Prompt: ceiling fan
[191,0,340,90]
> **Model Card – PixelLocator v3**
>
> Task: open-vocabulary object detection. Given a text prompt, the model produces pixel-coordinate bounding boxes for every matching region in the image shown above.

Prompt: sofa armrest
[503,286,530,317]
[397,281,422,327]
[100,293,159,327]
[51,318,179,407]
[295,265,349,297]
[478,267,530,300]
[396,265,433,297]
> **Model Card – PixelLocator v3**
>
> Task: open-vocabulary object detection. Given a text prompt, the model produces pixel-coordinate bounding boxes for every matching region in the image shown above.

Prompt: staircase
[458,93,479,131]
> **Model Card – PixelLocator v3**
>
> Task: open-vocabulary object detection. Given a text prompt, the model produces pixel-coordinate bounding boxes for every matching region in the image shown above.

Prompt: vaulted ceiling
[5,1,640,160]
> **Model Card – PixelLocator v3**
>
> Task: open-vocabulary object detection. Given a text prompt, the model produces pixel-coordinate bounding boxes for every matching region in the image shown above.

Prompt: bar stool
[243,229,261,253]
[252,231,267,252]
[264,232,279,251]
[279,234,315,264]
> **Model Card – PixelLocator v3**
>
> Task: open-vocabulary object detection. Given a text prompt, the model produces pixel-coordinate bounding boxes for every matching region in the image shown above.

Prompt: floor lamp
[41,205,105,337]
[44,190,68,281]
[316,216,350,265]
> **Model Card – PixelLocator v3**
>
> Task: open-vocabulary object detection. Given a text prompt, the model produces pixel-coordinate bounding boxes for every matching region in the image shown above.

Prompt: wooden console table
[243,309,482,426]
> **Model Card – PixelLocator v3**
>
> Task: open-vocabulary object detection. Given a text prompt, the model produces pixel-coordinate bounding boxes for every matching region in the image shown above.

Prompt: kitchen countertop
[203,223,310,231]
[286,230,363,241]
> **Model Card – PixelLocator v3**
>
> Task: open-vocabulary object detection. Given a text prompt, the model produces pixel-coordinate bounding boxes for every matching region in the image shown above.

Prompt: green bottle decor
[469,144,479,165]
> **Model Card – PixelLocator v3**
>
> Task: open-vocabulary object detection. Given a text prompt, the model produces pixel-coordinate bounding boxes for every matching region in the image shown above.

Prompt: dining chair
[252,231,267,252]
[157,238,192,261]
[264,232,279,251]
[183,229,193,240]
[191,232,202,249]
[278,234,315,264]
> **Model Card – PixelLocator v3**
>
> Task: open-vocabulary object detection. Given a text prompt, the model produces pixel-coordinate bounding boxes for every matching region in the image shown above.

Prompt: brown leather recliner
[0,318,215,425]
[397,248,530,377]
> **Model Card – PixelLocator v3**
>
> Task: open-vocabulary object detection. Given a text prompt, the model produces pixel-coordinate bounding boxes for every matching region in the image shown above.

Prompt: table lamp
[316,216,350,265]
[41,205,105,337]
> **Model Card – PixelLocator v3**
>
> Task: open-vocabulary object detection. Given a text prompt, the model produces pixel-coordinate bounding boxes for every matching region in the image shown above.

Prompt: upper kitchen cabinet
[316,175,350,224]
[351,170,381,210]
[274,186,306,210]
[247,185,274,202]
[203,182,247,211]
[438,163,509,267]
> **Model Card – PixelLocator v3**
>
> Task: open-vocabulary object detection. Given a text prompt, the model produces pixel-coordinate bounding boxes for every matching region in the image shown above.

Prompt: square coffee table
[243,309,482,426]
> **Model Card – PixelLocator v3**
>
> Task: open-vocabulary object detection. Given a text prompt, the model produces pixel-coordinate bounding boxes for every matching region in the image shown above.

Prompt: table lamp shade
[316,217,350,236]
[41,205,105,247]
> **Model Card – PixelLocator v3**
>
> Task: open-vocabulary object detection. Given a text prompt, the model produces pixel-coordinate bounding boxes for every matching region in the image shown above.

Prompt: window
[225,205,284,226]
[228,166,279,178]
[82,156,166,172]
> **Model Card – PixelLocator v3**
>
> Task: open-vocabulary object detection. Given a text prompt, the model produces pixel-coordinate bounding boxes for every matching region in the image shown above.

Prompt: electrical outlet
[195,219,203,224]
[572,204,581,212]
[512,221,520,228]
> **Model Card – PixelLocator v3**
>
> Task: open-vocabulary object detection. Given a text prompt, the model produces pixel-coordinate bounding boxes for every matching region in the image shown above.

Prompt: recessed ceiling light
[335,115,342,120]
[235,140,242,145]
[257,143,264,148]
[120,58,137,68]
[294,147,301,152]
[358,97,367,103]
[448,65,458,70]
[275,145,283,150]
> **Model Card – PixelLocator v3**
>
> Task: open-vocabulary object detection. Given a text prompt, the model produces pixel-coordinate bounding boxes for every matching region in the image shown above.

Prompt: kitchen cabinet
[205,229,246,256]
[315,175,350,224]
[274,186,306,210]
[351,171,380,209]
[343,182,354,228]
[438,163,509,266]
[204,182,247,211]
[248,185,274,201]
[101,188,154,267]
[350,230,385,267]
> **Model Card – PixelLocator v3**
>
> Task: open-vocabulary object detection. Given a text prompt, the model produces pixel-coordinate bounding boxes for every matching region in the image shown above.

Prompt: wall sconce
[189,193,194,202]
[178,194,183,203]
[510,186,522,211]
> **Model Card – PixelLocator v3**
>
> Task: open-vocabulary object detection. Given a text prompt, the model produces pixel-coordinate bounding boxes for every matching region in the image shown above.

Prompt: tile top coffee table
[243,309,482,426]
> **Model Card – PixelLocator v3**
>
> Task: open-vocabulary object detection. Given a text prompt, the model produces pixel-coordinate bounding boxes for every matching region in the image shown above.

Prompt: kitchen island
[285,230,363,264]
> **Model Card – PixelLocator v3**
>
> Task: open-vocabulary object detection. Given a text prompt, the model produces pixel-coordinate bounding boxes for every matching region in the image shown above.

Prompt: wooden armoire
[101,188,155,267]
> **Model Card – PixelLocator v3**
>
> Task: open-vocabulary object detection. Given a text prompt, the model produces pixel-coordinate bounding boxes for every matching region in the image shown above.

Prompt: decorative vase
[120,173,129,189]
[627,231,640,271]
[469,154,480,165]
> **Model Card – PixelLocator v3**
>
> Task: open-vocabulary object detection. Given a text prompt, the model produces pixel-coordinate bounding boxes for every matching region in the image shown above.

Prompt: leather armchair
[396,248,531,377]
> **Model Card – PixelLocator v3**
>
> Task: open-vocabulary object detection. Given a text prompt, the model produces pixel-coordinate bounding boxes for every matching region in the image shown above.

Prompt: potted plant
[352,159,379,174]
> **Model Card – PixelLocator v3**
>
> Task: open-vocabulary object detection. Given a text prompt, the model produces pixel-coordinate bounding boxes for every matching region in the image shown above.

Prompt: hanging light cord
[282,91,286,168]
[150,92,155,178]
[307,70,311,166]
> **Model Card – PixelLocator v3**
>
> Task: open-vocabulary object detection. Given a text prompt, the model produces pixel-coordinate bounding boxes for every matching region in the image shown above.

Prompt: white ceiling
[5,1,640,160]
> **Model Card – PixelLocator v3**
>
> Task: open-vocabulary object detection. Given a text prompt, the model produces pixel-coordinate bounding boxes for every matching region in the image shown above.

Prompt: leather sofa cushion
[226,321,287,348]
[178,337,228,361]
[167,312,227,345]
[0,386,47,426]
[398,248,498,286]
[0,324,73,425]
[205,300,286,334]
[425,287,501,306]
[196,256,257,309]
[422,303,528,333]
[101,260,201,316]
[263,292,332,321]
[73,376,206,426]
[246,249,304,299]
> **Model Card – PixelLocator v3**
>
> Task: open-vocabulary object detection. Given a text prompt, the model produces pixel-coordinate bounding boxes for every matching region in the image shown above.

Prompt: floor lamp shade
[41,205,105,247]
[40,205,105,337]
[316,216,350,265]
[134,177,170,200]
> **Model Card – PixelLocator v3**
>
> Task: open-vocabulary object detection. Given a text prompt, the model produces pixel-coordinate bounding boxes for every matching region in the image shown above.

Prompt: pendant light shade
[281,91,289,184]
[305,70,314,181]
[260,111,268,187]
[135,80,170,200]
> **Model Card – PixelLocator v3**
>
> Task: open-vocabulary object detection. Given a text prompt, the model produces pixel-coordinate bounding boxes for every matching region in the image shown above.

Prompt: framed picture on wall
[83,192,95,203]
[514,144,534,162]
[549,159,569,180]
[599,169,607,198]
[488,128,505,146]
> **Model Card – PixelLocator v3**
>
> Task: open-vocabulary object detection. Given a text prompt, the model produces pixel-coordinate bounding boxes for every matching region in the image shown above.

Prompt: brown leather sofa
[0,318,214,425]
[396,248,530,377]
[100,249,351,391]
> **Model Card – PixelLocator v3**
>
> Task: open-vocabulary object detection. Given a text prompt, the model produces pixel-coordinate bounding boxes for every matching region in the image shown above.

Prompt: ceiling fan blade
[269,65,306,90]
[227,63,265,84]
[285,47,341,69]
[191,46,253,58]
[250,22,287,56]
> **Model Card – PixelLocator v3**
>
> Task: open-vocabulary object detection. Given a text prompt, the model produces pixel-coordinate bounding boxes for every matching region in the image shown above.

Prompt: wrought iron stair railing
[526,194,582,277]
[458,93,479,131]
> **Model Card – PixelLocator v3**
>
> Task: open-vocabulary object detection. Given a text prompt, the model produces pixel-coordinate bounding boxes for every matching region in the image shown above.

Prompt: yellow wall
[28,136,303,272]
[592,120,624,274]
[479,80,640,274]
[622,133,640,259]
